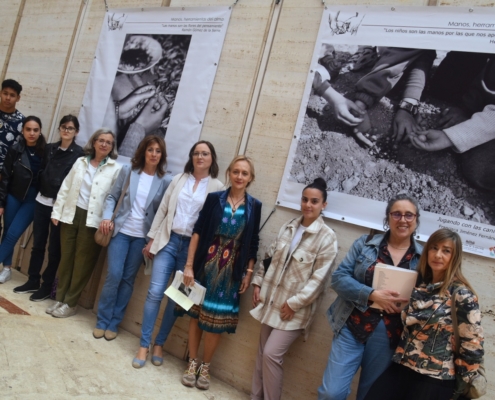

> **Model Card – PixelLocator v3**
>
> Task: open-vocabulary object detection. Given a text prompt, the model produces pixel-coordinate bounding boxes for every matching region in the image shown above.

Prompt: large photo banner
[278,6,495,258]
[78,6,231,174]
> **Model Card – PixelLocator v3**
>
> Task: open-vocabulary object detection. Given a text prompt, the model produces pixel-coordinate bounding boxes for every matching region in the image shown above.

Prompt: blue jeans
[96,232,146,332]
[140,232,190,348]
[0,187,37,266]
[317,320,394,400]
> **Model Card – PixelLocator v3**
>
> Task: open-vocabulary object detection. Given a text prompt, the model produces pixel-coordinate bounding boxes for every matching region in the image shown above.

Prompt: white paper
[164,270,206,311]
[370,263,417,309]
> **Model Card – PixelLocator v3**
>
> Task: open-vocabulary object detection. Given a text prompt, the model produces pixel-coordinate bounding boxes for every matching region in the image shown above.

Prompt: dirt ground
[290,47,495,225]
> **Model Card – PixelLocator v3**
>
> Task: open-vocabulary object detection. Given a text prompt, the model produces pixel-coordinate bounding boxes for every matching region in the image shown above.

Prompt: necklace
[229,194,244,214]
[388,242,409,250]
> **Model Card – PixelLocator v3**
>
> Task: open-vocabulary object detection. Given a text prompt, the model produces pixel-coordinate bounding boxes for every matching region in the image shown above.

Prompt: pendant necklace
[229,194,244,214]
[388,242,409,250]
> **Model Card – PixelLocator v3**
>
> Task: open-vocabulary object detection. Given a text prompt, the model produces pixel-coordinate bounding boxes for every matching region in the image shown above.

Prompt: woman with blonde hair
[47,128,121,318]
[365,228,484,400]
[180,155,262,391]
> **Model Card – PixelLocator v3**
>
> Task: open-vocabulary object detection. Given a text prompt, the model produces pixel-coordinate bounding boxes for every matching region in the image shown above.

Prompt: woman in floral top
[365,228,484,400]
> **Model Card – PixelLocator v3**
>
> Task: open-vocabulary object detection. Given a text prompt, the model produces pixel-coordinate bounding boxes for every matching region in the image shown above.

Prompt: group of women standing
[0,115,485,399]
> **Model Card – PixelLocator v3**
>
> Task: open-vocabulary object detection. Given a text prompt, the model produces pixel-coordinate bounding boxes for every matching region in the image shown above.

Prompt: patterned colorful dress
[187,202,246,334]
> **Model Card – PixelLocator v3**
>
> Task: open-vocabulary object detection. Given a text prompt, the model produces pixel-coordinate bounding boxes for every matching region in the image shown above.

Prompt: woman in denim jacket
[318,194,423,400]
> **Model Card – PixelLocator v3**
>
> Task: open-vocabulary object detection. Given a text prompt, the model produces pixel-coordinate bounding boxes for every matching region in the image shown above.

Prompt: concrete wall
[4,0,494,399]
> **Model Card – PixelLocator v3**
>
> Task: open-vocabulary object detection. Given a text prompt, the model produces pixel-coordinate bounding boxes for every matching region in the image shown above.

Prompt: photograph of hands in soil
[291,45,495,225]
[103,34,191,157]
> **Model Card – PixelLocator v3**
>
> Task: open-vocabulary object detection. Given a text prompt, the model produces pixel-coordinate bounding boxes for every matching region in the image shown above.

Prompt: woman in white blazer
[132,140,224,368]
[47,128,122,318]
[94,135,172,341]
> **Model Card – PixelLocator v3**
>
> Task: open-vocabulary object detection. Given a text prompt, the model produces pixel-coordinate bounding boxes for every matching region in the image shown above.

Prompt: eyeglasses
[59,126,76,133]
[389,212,417,222]
[97,138,113,146]
[193,151,210,158]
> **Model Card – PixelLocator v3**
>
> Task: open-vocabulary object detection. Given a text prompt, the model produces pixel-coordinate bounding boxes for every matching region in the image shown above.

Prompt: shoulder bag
[94,173,131,247]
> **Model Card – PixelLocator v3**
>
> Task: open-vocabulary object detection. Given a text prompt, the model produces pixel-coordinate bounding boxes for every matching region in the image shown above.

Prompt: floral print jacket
[393,280,484,386]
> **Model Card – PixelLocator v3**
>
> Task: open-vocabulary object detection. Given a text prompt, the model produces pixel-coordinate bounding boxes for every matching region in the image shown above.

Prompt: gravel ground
[290,48,495,225]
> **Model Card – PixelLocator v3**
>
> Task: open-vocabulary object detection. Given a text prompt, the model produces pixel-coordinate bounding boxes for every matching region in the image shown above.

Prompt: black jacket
[0,139,40,206]
[38,140,84,199]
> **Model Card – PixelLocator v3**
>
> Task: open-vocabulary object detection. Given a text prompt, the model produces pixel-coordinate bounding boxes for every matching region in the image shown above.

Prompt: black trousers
[27,202,61,290]
[364,363,456,400]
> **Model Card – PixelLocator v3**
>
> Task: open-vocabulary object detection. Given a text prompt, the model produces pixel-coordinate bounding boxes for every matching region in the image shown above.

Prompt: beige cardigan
[147,173,224,254]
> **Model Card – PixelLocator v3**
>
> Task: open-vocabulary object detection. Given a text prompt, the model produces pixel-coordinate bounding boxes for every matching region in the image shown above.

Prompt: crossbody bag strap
[110,173,131,222]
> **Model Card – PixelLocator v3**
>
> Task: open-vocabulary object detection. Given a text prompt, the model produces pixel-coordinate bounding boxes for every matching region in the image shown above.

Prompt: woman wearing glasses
[132,140,223,368]
[318,194,423,400]
[46,128,121,318]
[13,115,83,300]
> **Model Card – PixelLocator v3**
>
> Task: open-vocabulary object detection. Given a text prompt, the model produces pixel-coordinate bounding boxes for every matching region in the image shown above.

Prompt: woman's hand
[280,302,295,321]
[142,239,154,260]
[99,219,114,235]
[183,264,195,287]
[51,218,59,226]
[239,273,252,294]
[0,208,4,216]
[118,84,156,119]
[369,290,409,314]
[252,285,261,308]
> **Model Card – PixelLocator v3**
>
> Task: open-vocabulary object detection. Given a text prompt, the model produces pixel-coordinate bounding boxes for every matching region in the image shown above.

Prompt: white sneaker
[0,268,11,283]
[45,301,63,315]
[52,303,76,318]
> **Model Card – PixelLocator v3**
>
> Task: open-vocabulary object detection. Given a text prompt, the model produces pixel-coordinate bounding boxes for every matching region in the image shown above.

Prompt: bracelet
[246,269,254,273]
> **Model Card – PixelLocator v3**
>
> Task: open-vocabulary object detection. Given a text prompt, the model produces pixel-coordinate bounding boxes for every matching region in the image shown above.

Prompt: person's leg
[62,209,102,307]
[95,232,131,330]
[137,234,181,360]
[153,234,191,347]
[258,326,302,400]
[251,324,272,400]
[202,331,222,363]
[40,208,62,290]
[0,193,35,266]
[55,221,79,302]
[317,325,365,400]
[27,202,51,284]
[460,139,495,192]
[356,320,395,400]
[106,235,146,332]
[188,317,204,359]
[363,363,401,400]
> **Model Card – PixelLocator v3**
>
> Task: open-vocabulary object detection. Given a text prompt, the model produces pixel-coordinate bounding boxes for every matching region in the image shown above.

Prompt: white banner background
[278,6,495,259]
[78,6,231,175]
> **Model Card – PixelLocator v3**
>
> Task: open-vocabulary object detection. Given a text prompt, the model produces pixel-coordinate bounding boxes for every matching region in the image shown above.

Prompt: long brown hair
[418,228,475,296]
[183,140,219,178]
[131,135,167,177]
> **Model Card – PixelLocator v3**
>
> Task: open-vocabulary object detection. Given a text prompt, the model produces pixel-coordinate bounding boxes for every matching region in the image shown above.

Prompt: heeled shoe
[151,344,163,366]
[132,347,149,369]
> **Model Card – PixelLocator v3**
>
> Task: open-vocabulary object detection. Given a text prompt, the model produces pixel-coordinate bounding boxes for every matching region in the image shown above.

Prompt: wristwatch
[398,99,418,115]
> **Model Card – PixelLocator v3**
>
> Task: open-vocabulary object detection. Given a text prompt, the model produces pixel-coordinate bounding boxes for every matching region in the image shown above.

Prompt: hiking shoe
[29,286,52,301]
[181,358,199,387]
[46,301,63,315]
[195,362,211,390]
[0,268,11,283]
[52,303,76,318]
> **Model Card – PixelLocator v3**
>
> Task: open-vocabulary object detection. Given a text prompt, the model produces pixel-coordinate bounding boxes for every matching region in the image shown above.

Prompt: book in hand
[370,263,418,310]
[164,270,206,311]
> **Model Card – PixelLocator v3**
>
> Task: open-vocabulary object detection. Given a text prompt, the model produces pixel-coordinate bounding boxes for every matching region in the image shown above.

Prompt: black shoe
[13,281,40,294]
[29,287,52,302]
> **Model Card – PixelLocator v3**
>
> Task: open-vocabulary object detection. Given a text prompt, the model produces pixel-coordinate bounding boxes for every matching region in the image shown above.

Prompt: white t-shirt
[289,224,306,254]
[120,172,154,237]
[76,163,97,210]
[171,175,209,237]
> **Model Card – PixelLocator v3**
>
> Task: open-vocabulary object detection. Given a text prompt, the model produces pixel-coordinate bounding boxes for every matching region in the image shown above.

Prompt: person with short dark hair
[12,115,83,299]
[250,178,338,400]
[93,135,172,341]
[132,140,223,368]
[0,79,24,171]
[0,116,46,284]
[318,194,424,400]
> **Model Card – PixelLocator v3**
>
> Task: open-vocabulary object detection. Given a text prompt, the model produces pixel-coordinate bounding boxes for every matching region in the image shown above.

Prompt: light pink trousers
[251,324,303,400]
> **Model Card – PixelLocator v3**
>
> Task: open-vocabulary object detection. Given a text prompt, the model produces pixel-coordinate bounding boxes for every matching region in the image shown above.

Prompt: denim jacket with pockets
[326,233,423,336]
